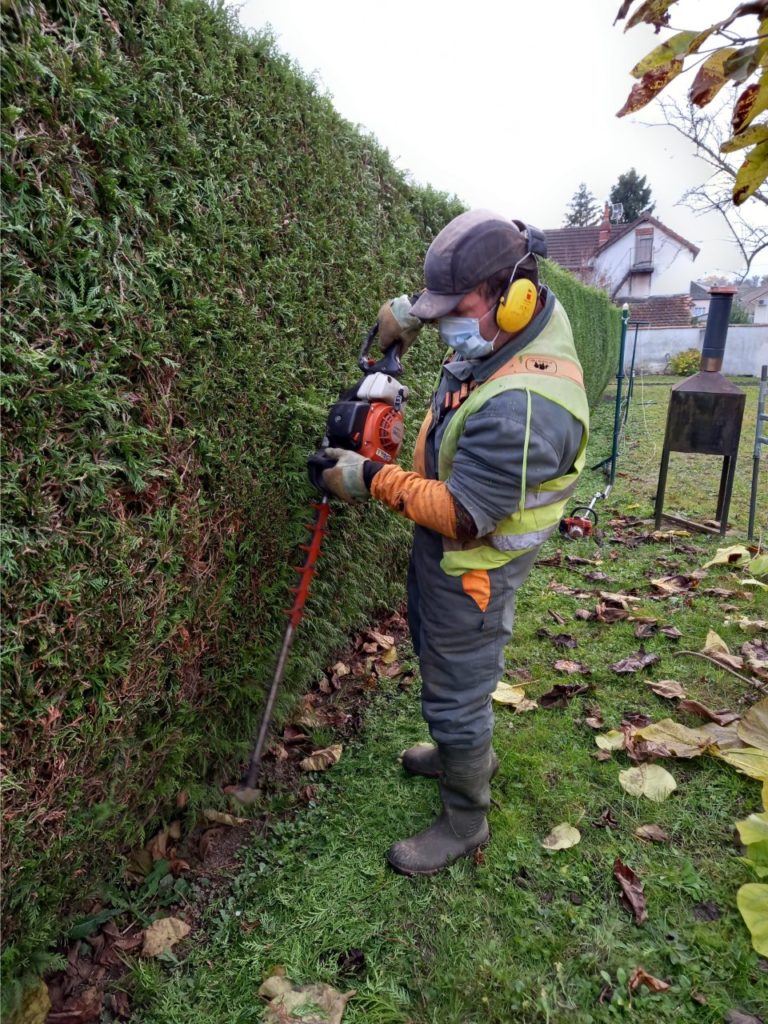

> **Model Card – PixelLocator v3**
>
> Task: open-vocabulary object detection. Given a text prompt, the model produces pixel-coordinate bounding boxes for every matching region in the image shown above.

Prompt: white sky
[232,0,767,279]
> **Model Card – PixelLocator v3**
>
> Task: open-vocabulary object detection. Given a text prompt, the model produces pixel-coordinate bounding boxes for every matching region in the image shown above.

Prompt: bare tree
[653,96,768,279]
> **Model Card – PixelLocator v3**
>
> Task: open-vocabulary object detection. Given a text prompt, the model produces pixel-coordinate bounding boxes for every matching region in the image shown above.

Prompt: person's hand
[321,448,370,503]
[377,295,423,354]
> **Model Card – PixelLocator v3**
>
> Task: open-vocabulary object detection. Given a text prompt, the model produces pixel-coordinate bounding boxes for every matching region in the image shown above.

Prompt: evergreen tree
[608,169,655,223]
[564,183,601,227]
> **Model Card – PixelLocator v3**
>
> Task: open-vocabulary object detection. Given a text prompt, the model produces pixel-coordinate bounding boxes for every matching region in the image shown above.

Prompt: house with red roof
[544,204,700,327]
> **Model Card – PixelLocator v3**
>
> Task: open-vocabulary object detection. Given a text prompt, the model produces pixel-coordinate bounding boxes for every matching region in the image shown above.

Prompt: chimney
[598,203,611,247]
[700,287,736,372]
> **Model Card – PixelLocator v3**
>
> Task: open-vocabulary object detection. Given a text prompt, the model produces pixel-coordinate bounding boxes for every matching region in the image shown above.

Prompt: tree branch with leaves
[615,1,768,204]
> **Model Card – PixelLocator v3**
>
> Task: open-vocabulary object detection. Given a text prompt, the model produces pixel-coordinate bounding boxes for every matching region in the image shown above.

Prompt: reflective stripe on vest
[437,299,590,576]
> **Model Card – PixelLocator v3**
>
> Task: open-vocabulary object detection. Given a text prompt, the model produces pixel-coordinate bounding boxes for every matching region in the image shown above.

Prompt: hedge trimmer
[230,327,408,804]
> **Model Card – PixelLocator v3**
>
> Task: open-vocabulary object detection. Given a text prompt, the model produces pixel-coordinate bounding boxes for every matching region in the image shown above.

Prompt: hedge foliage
[1,0,619,969]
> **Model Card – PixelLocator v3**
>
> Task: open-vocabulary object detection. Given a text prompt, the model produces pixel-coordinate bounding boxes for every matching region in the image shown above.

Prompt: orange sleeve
[370,464,458,538]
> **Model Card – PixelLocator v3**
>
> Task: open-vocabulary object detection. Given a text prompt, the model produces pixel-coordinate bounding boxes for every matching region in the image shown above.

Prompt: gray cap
[410,209,531,321]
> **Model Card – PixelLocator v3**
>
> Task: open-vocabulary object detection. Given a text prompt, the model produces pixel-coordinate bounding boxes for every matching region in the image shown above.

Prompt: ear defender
[496,277,538,334]
[495,219,547,335]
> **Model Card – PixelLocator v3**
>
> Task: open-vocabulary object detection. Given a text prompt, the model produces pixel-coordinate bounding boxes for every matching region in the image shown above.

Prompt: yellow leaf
[699,721,742,751]
[703,630,730,656]
[259,974,356,1024]
[203,809,248,827]
[596,730,626,751]
[702,544,752,569]
[737,883,768,955]
[720,121,768,153]
[300,744,343,772]
[646,679,687,699]
[142,917,191,957]
[734,139,768,205]
[619,764,677,801]
[617,59,685,117]
[541,823,581,850]
[736,811,768,846]
[718,747,768,780]
[381,646,398,664]
[634,719,712,758]
[689,47,740,106]
[491,681,526,705]
[737,698,768,751]
[743,578,768,590]
[631,30,706,78]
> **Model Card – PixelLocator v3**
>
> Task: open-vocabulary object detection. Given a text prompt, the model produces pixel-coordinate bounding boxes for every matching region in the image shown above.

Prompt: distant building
[690,281,711,325]
[544,204,700,327]
[740,283,768,324]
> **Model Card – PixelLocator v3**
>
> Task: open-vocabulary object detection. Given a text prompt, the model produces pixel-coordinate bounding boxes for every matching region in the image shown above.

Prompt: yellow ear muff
[496,278,537,334]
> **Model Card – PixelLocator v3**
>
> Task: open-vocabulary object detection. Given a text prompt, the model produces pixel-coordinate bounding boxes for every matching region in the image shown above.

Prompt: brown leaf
[548,609,567,626]
[514,697,539,713]
[593,807,619,829]
[660,625,683,639]
[635,621,658,639]
[725,1011,764,1024]
[537,628,578,648]
[617,59,685,117]
[298,784,318,802]
[142,917,191,957]
[575,608,595,621]
[614,857,647,924]
[678,700,739,726]
[596,603,630,624]
[540,682,592,707]
[585,707,605,729]
[259,976,355,1024]
[646,679,687,699]
[592,749,612,761]
[651,574,700,595]
[611,649,661,674]
[506,667,533,682]
[367,630,394,650]
[628,967,670,994]
[635,823,669,843]
[300,744,343,772]
[199,828,224,860]
[537,551,563,567]
[553,659,591,675]
[282,725,311,745]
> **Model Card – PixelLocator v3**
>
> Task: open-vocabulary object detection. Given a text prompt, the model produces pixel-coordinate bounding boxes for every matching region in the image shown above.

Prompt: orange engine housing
[357,403,405,463]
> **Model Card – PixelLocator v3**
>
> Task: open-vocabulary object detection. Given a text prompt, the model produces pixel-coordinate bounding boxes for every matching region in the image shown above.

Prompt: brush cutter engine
[308,325,409,489]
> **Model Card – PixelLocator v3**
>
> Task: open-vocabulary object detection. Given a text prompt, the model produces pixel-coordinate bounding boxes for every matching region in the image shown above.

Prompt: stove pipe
[700,286,736,372]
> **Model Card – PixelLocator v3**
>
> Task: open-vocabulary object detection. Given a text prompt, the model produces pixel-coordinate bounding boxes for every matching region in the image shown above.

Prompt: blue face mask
[438,312,499,359]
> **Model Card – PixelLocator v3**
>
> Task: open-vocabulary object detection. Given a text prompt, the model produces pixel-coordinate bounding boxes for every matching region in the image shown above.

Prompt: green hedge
[0,0,619,975]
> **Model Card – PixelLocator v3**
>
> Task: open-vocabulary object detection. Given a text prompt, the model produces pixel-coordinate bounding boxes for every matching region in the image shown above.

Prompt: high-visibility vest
[423,299,591,576]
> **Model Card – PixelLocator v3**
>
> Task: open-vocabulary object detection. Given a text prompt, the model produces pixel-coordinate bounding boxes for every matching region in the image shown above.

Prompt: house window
[634,228,653,266]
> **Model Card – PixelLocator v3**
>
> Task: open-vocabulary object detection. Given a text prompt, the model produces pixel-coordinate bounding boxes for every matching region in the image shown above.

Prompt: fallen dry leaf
[552,660,591,675]
[367,629,394,650]
[619,764,677,801]
[651,574,701,595]
[548,609,567,625]
[635,824,669,843]
[592,749,612,761]
[596,730,626,751]
[678,700,739,726]
[540,682,591,707]
[724,1010,764,1024]
[142,917,190,957]
[628,967,670,994]
[718,747,768,779]
[380,646,398,665]
[611,650,661,674]
[491,681,526,705]
[585,708,605,729]
[300,744,343,772]
[536,627,578,648]
[203,809,249,827]
[515,698,539,713]
[614,858,647,924]
[331,661,350,676]
[633,719,712,758]
[737,698,768,751]
[699,721,742,750]
[259,975,355,1024]
[541,823,581,850]
[593,807,619,829]
[646,679,687,699]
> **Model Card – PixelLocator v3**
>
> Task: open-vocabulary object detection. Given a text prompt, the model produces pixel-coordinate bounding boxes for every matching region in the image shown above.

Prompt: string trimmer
[229,326,409,805]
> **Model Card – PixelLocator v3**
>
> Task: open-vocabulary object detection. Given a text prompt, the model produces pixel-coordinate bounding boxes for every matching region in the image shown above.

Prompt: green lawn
[127,375,767,1024]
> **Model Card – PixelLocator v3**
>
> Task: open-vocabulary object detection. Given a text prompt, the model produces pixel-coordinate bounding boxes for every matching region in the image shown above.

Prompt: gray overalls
[407,289,584,749]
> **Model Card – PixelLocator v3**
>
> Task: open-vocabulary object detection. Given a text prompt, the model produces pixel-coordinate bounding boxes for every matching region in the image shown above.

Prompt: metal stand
[748,365,768,541]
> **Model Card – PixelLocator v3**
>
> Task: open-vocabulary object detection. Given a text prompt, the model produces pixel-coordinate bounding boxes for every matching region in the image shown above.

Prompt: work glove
[376,294,423,354]
[321,447,370,503]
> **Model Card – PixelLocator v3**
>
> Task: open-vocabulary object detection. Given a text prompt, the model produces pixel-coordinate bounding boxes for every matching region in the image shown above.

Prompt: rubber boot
[387,742,492,876]
[400,743,500,780]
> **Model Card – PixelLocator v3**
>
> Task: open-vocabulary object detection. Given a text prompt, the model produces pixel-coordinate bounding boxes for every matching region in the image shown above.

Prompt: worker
[320,210,590,876]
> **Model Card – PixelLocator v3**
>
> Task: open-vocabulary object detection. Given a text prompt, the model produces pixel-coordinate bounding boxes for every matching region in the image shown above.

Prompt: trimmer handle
[358,323,403,378]
[307,450,336,493]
